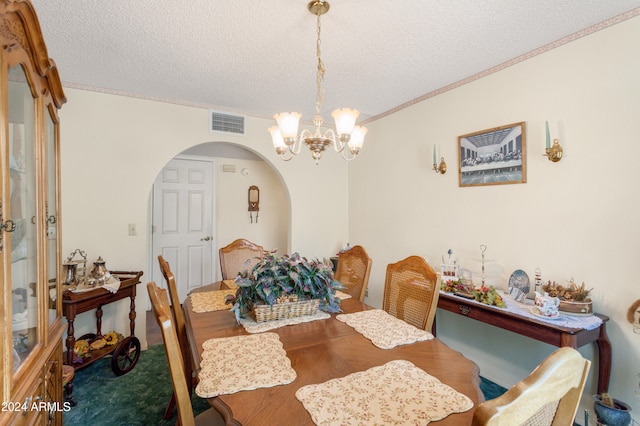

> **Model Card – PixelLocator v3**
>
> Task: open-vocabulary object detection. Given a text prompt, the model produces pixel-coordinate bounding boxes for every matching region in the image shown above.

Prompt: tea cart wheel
[111,336,140,376]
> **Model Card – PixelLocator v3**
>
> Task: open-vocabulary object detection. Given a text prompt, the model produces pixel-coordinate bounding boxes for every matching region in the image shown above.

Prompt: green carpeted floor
[64,344,507,425]
[63,345,209,426]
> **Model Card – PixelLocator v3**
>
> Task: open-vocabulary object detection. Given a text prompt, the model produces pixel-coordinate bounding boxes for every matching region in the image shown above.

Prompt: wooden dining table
[183,287,483,425]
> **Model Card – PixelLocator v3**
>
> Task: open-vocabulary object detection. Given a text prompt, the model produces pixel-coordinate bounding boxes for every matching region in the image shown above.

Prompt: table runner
[239,310,330,333]
[63,275,121,294]
[336,309,433,349]
[195,332,296,398]
[501,293,602,330]
[189,289,236,313]
[296,359,473,425]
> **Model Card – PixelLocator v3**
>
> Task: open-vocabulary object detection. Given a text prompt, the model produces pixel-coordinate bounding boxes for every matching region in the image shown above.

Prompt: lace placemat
[239,310,330,333]
[336,309,433,349]
[296,359,473,425]
[196,332,296,398]
[335,290,352,300]
[220,279,238,290]
[189,290,236,313]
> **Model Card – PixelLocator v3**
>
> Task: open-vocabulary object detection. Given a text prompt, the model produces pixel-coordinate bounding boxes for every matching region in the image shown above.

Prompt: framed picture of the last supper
[458,122,526,187]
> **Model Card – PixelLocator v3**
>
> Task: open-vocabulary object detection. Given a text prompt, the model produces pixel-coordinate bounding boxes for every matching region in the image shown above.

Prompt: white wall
[349,15,640,420]
[59,91,349,349]
[212,157,289,274]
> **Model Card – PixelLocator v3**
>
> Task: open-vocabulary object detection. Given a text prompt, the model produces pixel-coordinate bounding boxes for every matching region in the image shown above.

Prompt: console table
[436,291,611,394]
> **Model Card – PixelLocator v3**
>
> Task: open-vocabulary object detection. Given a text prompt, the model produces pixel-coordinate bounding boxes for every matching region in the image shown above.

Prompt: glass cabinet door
[45,110,59,325]
[8,64,38,374]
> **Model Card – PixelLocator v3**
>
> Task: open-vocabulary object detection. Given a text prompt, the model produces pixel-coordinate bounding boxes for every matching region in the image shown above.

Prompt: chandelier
[268,0,367,165]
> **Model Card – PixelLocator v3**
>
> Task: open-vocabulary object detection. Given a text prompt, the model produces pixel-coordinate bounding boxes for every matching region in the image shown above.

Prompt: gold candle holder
[433,157,447,174]
[545,139,563,162]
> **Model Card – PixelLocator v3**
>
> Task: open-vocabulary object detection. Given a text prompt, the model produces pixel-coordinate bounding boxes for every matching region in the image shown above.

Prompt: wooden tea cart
[62,271,143,375]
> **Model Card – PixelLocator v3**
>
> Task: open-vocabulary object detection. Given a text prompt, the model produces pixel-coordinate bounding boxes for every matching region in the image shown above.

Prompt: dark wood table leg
[129,293,136,336]
[65,315,75,365]
[95,305,103,338]
[596,323,612,394]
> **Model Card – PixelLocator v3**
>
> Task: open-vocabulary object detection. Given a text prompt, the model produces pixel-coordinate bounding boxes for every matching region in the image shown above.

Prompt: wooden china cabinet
[0,1,67,425]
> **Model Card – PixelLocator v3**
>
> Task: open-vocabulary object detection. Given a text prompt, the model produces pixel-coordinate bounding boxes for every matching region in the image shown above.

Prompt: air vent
[210,110,245,135]
[222,164,237,173]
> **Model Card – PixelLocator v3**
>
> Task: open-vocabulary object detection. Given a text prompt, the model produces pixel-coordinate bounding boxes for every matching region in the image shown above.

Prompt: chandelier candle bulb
[349,126,367,152]
[274,112,301,143]
[268,126,287,153]
[433,145,437,165]
[332,108,359,141]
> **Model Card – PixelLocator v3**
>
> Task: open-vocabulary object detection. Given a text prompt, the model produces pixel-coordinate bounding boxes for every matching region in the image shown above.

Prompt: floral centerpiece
[441,278,469,294]
[472,285,506,307]
[542,278,593,314]
[542,278,591,302]
[227,252,344,322]
[72,340,90,363]
[441,279,505,307]
[72,330,123,363]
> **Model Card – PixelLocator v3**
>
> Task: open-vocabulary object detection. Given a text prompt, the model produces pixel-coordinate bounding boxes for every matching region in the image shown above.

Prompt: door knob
[200,236,212,241]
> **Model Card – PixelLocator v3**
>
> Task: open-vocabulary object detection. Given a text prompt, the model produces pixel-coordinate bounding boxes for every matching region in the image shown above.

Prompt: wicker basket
[559,300,593,315]
[252,298,320,322]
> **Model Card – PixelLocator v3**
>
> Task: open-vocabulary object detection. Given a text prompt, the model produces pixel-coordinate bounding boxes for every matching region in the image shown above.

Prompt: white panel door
[152,158,215,302]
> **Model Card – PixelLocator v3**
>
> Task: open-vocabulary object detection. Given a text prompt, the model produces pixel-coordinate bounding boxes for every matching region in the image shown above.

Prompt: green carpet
[63,344,209,426]
[479,376,507,400]
[64,344,507,425]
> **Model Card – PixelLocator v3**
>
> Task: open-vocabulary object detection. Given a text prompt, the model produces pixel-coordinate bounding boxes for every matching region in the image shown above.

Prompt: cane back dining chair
[157,255,195,419]
[334,245,372,301]
[219,238,264,280]
[147,281,224,426]
[471,347,591,426]
[382,255,441,331]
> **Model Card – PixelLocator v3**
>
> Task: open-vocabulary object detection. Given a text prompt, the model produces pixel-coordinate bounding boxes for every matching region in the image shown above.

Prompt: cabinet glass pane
[46,112,58,325]
[8,65,38,374]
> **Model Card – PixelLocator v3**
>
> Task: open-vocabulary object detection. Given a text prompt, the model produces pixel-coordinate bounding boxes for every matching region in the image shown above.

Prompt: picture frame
[458,122,526,187]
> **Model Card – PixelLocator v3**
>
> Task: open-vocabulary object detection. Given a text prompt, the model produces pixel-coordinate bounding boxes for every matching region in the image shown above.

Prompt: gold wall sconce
[432,145,446,174]
[544,121,563,162]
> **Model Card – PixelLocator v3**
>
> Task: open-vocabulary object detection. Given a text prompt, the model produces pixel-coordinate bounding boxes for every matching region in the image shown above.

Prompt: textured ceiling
[32,0,640,125]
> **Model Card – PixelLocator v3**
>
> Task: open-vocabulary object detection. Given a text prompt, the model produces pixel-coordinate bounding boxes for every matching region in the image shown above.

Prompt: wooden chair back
[472,347,591,426]
[219,238,264,280]
[335,245,372,301]
[147,281,196,426]
[382,255,441,331]
[157,255,192,381]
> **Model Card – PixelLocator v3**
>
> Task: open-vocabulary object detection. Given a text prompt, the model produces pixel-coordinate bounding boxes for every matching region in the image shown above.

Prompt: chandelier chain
[315,8,325,116]
[268,0,366,164]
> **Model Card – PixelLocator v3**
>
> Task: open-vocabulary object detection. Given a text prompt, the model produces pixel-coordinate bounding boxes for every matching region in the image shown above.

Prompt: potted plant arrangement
[542,278,593,315]
[227,252,344,322]
[593,393,632,426]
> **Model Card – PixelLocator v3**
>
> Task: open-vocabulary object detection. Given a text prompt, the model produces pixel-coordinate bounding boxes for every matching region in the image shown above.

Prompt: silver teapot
[91,256,109,284]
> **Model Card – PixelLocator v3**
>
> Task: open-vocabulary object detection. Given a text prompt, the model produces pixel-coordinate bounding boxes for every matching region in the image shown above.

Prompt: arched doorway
[148,141,290,299]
